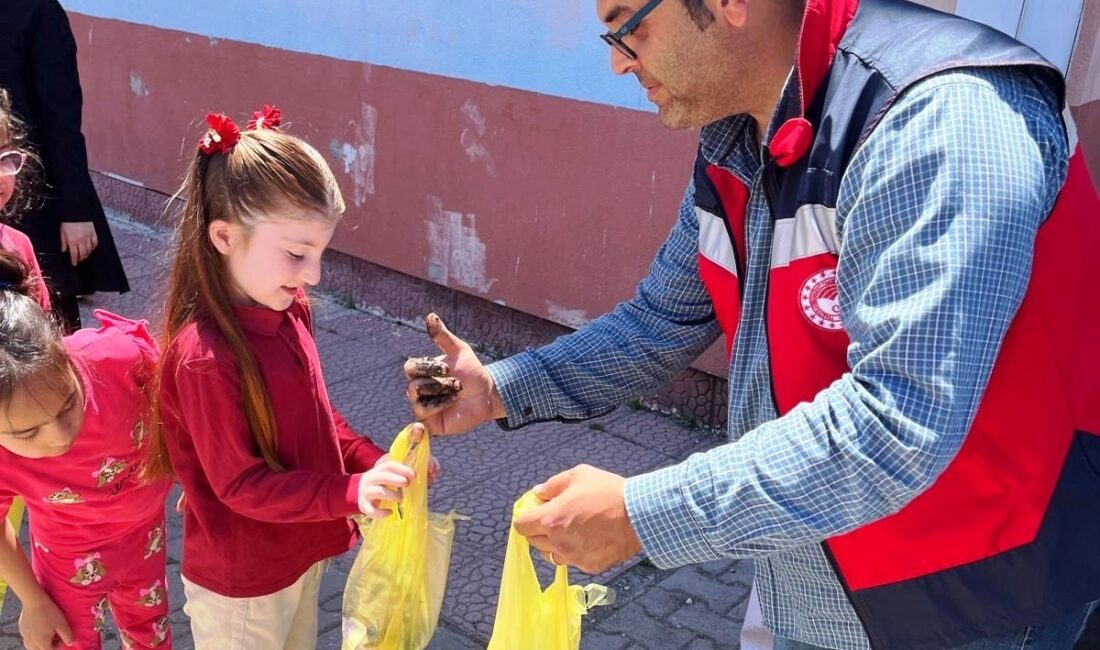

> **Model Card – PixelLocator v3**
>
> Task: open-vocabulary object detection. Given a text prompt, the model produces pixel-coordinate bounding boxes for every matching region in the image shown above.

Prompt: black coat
[0,0,128,296]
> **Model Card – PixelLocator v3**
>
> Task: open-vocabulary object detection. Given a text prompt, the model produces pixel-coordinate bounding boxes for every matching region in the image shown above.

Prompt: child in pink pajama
[0,254,171,650]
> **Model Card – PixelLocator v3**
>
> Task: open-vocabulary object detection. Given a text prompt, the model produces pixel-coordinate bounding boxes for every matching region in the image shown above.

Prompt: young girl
[146,106,432,649]
[0,87,51,312]
[0,251,171,650]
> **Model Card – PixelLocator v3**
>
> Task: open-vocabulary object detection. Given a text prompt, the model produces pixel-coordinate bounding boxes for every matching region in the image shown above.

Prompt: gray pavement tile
[668,600,742,646]
[594,600,698,650]
[325,372,424,448]
[439,540,507,641]
[429,482,513,551]
[538,429,679,482]
[315,325,433,386]
[600,407,721,459]
[580,630,635,650]
[657,565,752,618]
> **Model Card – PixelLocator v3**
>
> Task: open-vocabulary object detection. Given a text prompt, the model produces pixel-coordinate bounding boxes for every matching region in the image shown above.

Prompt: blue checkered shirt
[486,67,1068,649]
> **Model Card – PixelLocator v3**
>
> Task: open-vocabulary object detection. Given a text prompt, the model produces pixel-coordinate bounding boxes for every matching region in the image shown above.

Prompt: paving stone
[638,586,687,620]
[659,565,752,618]
[601,407,718,458]
[580,630,634,650]
[546,429,680,480]
[669,600,742,646]
[596,601,697,650]
[438,540,507,641]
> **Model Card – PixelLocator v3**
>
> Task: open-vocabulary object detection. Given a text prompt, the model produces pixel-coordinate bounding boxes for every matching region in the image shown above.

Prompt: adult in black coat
[0,0,128,331]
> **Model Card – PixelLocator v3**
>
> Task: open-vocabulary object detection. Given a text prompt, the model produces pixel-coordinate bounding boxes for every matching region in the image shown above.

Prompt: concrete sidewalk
[0,212,750,649]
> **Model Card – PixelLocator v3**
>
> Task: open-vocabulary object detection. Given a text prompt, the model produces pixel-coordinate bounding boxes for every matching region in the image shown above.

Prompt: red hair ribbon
[198,113,240,156]
[247,104,282,131]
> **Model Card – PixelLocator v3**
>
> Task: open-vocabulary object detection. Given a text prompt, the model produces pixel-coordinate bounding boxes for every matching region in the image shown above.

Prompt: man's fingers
[533,466,580,501]
[426,313,463,355]
[404,356,449,379]
[413,376,463,397]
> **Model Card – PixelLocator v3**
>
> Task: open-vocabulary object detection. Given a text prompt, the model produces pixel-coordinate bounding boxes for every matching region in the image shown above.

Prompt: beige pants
[182,561,325,650]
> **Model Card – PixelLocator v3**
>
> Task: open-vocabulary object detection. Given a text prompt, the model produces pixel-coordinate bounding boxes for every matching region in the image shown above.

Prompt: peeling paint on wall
[425,195,496,293]
[545,301,589,328]
[129,72,150,97]
[460,99,496,177]
[331,103,378,208]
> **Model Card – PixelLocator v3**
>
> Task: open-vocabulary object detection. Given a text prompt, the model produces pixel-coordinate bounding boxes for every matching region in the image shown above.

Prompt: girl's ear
[207,219,236,255]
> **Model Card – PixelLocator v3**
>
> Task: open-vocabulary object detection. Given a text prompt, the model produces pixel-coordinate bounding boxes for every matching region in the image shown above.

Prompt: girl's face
[0,367,86,459]
[208,203,337,311]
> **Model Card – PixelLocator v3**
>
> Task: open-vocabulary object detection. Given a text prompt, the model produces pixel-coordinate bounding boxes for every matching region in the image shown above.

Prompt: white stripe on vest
[697,206,739,276]
[1062,106,1079,153]
[771,203,840,268]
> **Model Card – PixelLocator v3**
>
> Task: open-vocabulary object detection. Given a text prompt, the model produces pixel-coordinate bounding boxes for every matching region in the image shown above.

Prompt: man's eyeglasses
[600,0,666,60]
[0,150,26,176]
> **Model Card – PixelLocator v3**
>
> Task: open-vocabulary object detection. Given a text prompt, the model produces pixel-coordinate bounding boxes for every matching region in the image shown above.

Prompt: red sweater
[0,223,51,311]
[158,297,385,597]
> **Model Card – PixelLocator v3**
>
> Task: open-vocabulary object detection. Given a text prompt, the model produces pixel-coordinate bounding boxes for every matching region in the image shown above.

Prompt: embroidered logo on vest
[800,269,842,330]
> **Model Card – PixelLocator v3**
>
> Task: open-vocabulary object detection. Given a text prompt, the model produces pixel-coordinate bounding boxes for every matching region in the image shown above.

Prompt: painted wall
[64,2,1097,379]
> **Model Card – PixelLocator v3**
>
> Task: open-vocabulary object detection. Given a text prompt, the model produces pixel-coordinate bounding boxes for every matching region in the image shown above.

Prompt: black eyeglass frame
[599,0,666,60]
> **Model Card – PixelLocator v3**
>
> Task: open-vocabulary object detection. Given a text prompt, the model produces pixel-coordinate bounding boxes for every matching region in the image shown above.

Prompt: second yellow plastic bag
[341,425,464,650]
[487,491,614,650]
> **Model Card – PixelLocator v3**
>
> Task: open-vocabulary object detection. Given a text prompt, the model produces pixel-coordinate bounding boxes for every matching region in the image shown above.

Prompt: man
[406,1,1100,648]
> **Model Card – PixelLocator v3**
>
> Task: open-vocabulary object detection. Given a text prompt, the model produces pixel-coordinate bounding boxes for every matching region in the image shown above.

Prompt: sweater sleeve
[332,408,386,474]
[169,356,363,522]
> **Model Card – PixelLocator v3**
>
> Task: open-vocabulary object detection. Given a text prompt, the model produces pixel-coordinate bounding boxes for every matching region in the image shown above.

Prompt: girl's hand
[428,456,442,486]
[356,461,414,518]
[19,594,74,650]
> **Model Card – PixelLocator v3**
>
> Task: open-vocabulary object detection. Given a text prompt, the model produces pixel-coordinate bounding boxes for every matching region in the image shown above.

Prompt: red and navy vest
[694,0,1100,647]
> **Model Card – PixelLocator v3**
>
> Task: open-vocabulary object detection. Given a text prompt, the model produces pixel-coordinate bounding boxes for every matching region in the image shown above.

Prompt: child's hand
[19,594,74,650]
[428,456,442,486]
[356,461,415,518]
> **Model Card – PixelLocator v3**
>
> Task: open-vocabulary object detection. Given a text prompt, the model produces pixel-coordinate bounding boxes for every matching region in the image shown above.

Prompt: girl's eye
[13,430,39,441]
[286,251,305,261]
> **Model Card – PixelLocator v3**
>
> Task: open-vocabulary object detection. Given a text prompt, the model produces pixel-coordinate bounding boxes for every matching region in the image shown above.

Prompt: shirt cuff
[486,353,556,429]
[624,461,723,569]
[328,474,363,519]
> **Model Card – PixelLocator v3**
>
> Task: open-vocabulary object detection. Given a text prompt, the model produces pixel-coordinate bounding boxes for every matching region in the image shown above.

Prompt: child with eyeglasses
[0,87,51,311]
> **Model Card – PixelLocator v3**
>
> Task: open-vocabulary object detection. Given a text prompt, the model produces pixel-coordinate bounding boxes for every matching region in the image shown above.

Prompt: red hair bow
[198,113,240,155]
[247,104,282,131]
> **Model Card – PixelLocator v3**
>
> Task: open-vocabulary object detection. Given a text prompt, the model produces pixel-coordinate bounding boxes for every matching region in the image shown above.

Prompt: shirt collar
[231,302,286,336]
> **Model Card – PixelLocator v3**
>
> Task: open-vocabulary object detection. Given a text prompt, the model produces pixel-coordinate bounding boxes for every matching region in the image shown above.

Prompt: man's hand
[405,313,506,435]
[514,464,643,574]
[60,222,98,266]
[19,593,74,650]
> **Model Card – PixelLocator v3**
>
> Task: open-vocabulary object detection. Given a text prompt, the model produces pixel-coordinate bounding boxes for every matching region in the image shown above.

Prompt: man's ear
[208,219,236,255]
[714,0,749,28]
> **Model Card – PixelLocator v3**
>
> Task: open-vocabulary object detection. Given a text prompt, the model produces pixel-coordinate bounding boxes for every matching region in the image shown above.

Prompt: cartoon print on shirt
[93,457,129,488]
[137,579,165,608]
[143,523,164,559]
[91,597,109,632]
[70,552,106,586]
[44,488,83,504]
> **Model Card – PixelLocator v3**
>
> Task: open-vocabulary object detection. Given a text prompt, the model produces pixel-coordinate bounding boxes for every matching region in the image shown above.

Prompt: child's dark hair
[144,118,345,478]
[0,251,67,410]
[0,88,43,223]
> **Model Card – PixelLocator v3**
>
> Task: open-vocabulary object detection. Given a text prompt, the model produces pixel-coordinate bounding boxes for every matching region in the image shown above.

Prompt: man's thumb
[426,313,462,355]
[532,469,572,501]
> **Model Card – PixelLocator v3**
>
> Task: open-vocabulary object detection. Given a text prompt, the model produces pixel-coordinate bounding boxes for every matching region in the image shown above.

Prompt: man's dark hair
[680,0,716,29]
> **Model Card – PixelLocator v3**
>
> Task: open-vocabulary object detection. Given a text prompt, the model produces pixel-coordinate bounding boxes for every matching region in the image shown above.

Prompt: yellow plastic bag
[341,425,464,650]
[487,491,614,649]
